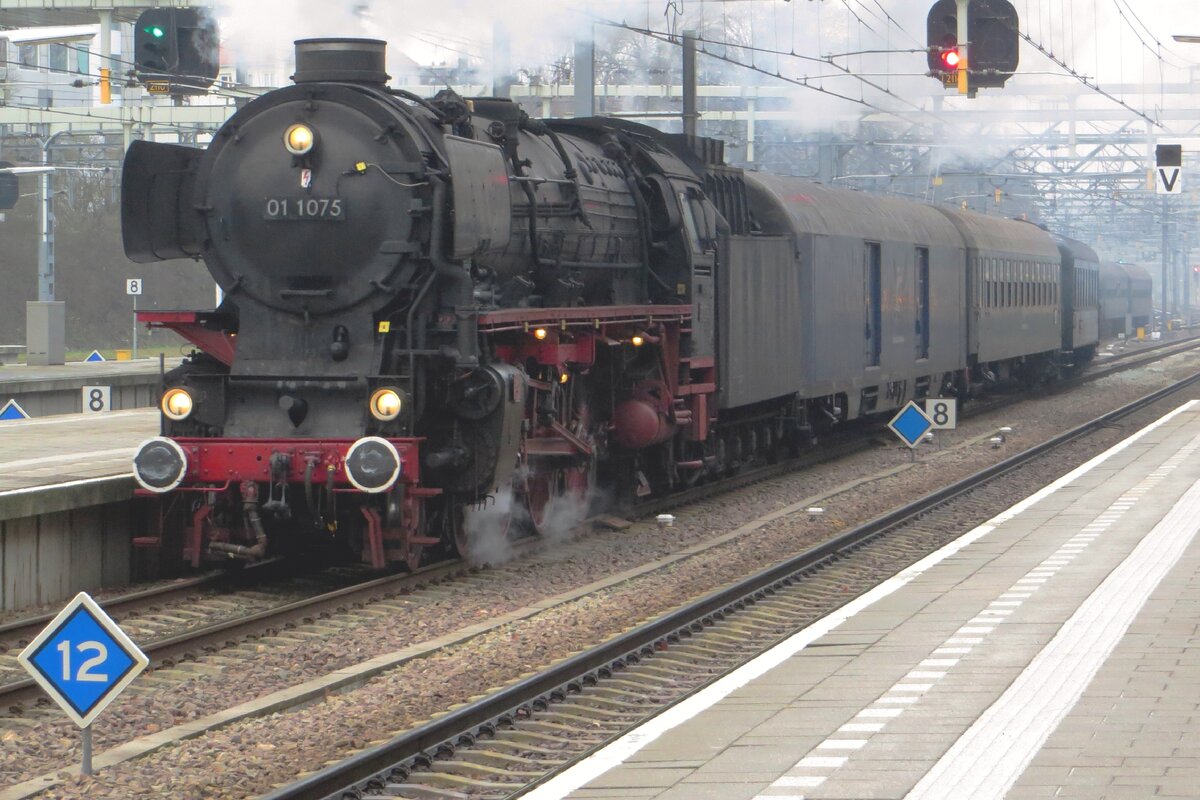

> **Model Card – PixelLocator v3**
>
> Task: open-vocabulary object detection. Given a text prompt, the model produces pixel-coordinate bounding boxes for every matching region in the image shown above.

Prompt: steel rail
[0,557,481,710]
[262,369,1200,800]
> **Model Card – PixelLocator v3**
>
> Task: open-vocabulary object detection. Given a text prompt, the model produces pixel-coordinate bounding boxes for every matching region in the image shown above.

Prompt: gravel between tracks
[8,349,1200,799]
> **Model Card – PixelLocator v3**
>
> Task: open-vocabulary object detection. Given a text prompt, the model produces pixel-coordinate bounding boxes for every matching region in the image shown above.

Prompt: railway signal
[938,47,963,70]
[927,0,1020,93]
[1155,144,1183,195]
[133,8,219,95]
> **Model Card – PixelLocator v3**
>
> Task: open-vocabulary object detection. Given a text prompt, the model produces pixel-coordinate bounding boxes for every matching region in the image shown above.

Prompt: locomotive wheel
[458,494,517,559]
[526,459,592,537]
[563,460,594,503]
[384,488,425,571]
[525,463,565,537]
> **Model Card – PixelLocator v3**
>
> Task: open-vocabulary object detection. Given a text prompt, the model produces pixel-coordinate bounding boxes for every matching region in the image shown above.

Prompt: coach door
[916,246,930,360]
[865,242,882,367]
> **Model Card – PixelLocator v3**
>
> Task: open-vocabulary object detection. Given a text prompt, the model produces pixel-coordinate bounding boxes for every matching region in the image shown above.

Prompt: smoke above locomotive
[123,38,1097,572]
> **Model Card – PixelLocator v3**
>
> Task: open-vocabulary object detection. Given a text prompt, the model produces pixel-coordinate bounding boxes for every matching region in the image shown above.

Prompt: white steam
[462,477,597,567]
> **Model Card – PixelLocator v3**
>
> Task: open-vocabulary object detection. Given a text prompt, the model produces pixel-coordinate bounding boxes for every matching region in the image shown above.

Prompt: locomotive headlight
[133,437,189,493]
[345,437,401,494]
[284,123,316,155]
[161,388,194,421]
[369,388,404,422]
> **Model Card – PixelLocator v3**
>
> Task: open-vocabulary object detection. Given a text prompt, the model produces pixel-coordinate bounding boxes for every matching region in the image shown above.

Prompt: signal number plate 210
[264,197,346,221]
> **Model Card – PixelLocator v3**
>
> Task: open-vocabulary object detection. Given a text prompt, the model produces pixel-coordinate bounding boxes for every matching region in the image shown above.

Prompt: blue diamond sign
[888,401,934,449]
[0,399,29,421]
[17,592,148,728]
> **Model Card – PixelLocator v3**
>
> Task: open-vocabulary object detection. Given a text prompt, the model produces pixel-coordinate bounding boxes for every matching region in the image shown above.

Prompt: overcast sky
[216,0,1200,126]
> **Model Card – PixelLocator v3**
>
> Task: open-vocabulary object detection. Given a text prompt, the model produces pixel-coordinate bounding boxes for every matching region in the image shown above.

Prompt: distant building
[0,25,124,108]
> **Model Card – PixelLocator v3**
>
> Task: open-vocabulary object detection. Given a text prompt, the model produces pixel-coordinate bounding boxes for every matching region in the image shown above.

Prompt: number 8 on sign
[82,386,110,413]
[923,398,957,430]
[126,279,142,295]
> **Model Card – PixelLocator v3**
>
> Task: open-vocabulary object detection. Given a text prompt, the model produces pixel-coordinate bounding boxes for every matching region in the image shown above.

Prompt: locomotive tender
[124,38,1098,570]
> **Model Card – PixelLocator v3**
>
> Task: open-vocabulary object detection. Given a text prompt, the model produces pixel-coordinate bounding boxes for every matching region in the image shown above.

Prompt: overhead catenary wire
[598,21,956,127]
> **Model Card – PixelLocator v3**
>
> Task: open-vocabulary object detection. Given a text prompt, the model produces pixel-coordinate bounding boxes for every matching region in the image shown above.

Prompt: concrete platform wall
[0,375,160,417]
[0,501,132,611]
[0,477,136,611]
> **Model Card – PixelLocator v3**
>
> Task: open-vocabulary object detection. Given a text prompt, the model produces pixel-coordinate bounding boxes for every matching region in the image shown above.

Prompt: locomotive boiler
[124,38,1096,571]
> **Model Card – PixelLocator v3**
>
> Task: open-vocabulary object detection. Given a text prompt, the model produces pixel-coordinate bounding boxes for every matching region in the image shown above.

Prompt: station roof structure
[0,1,213,29]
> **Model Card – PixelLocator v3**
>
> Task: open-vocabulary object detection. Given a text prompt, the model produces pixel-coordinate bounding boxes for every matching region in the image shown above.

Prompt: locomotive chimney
[292,38,389,85]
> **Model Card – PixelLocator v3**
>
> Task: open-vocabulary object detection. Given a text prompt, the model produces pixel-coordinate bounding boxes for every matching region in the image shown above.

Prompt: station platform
[0,409,154,609]
[533,399,1200,800]
[0,358,178,417]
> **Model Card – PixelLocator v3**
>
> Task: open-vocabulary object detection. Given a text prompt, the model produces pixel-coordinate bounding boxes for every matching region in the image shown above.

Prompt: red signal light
[940,48,962,70]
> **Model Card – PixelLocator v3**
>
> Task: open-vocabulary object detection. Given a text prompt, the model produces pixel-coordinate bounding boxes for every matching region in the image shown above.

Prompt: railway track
[0,558,496,714]
[0,334,1194,710]
[259,369,1200,800]
[638,331,1200,519]
[2,335,1198,797]
[1,332,1190,657]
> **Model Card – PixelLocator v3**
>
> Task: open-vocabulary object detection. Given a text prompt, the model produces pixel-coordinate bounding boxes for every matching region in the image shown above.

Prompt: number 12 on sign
[57,640,109,682]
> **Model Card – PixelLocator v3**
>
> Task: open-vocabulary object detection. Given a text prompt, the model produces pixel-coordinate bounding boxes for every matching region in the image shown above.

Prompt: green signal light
[144,26,165,38]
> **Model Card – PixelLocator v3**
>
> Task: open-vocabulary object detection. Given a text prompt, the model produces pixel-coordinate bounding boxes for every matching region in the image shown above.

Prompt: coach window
[19,44,38,69]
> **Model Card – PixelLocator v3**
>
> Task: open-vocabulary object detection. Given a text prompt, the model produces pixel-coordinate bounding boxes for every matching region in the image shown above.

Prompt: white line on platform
[0,408,152,428]
[0,474,131,498]
[2,447,133,470]
[905,430,1200,800]
[520,401,1198,800]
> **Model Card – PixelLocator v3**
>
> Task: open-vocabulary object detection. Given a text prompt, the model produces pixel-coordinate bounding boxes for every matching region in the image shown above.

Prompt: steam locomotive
[125,38,1100,570]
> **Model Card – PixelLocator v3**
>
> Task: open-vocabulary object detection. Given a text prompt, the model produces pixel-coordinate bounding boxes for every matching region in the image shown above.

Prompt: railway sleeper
[428,760,543,780]
[549,701,643,720]
[488,728,584,747]
[524,709,629,729]
[478,735,572,758]
[450,749,556,770]
[653,652,741,670]
[587,676,669,693]
[578,684,671,703]
[718,617,788,635]
[516,718,616,737]
[390,771,514,791]
[556,692,642,711]
[380,786,474,800]
[660,641,745,659]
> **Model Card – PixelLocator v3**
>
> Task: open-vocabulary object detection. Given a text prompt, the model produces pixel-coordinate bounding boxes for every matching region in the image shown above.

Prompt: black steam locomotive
[125,38,1099,570]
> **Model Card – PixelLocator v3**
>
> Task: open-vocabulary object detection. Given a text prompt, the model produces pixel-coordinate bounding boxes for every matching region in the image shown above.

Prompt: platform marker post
[81,725,93,775]
[16,592,149,778]
[126,278,143,359]
[888,401,935,460]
